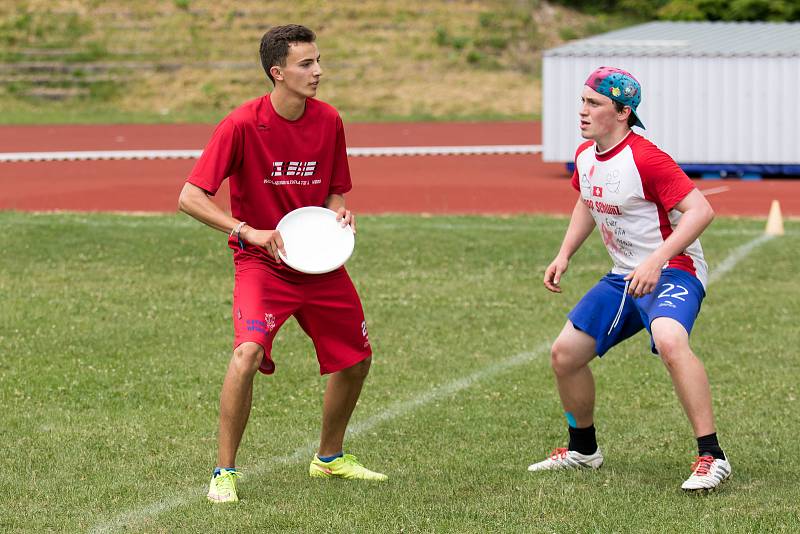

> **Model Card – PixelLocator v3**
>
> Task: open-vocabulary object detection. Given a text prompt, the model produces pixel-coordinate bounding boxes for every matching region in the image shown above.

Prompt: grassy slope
[0,0,639,124]
[0,212,798,532]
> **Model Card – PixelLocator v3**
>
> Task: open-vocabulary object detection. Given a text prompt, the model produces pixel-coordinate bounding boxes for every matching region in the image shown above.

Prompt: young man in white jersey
[527,67,731,491]
[179,25,387,504]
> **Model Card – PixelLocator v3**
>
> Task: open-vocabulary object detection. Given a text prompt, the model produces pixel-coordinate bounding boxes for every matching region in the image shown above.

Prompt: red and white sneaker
[527,447,604,471]
[681,455,731,491]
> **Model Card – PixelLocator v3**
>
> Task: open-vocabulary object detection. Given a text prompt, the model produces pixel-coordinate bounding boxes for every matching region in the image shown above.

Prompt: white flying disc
[275,206,355,274]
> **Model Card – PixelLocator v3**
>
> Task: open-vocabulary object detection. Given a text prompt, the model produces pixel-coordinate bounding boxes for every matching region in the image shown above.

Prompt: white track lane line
[1,145,542,162]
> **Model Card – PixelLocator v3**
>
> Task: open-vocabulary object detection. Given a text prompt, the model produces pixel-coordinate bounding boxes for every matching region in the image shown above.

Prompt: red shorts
[232,262,372,375]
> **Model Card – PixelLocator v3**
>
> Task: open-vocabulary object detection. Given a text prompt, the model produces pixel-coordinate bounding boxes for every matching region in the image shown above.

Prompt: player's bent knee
[335,356,371,380]
[232,342,264,374]
[342,356,371,379]
[550,344,582,376]
[550,321,596,376]
[653,336,692,368]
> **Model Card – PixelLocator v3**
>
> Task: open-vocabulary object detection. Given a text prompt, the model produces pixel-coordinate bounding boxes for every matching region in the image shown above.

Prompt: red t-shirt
[187,94,352,270]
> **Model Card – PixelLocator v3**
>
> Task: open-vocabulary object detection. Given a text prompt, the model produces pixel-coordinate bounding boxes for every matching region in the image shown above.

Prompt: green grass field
[1,212,798,533]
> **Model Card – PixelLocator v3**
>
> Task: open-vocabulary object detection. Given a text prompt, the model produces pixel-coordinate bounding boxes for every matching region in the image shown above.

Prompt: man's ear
[270,65,283,82]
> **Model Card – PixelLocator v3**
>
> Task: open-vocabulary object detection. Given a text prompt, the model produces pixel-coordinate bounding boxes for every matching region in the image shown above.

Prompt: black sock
[697,433,726,460]
[568,424,598,455]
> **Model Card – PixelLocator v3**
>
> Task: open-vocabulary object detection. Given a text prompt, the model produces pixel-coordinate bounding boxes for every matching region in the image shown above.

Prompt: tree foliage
[551,0,800,21]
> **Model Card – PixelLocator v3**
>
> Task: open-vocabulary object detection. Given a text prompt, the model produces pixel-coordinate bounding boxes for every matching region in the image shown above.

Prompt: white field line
[0,145,542,162]
[90,342,551,533]
[89,232,772,533]
[708,233,774,285]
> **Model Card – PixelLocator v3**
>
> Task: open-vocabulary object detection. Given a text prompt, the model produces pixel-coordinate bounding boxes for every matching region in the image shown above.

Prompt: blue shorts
[567,268,705,357]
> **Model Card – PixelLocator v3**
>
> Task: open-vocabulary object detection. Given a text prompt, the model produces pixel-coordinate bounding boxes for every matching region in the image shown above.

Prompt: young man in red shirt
[179,24,386,504]
[527,67,731,491]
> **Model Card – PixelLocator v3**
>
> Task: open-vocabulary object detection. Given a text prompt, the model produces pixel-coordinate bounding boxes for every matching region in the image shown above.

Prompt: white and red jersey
[187,94,352,269]
[571,131,708,288]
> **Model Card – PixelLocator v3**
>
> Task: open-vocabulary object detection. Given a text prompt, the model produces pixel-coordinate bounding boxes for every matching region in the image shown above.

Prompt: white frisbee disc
[275,206,355,274]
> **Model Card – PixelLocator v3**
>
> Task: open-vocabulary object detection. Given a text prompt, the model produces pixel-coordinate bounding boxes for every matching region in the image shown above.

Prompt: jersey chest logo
[581,166,624,216]
[271,161,317,177]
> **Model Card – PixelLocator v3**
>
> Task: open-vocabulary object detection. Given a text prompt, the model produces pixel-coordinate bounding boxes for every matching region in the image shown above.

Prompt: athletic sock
[213,466,236,477]
[568,424,598,455]
[697,433,726,460]
[317,452,344,463]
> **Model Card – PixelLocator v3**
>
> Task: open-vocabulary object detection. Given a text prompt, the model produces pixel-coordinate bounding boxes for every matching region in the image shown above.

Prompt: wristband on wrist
[229,221,246,237]
[230,221,247,250]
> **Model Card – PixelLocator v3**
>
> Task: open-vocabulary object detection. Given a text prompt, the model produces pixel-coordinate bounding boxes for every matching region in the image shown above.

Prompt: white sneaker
[527,447,604,471]
[681,455,731,491]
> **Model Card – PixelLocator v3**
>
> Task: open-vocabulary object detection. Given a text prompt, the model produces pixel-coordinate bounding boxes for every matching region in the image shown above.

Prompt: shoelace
[549,447,569,461]
[216,470,242,488]
[690,456,715,476]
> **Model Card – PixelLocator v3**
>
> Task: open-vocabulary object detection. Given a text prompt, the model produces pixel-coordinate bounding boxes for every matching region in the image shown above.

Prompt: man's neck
[270,87,307,121]
[594,128,632,154]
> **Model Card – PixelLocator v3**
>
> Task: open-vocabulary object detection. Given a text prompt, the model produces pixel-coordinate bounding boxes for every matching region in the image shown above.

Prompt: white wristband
[230,221,246,238]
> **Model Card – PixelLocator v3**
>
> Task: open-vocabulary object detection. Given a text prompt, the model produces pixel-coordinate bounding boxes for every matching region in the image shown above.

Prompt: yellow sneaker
[207,468,242,503]
[309,454,388,481]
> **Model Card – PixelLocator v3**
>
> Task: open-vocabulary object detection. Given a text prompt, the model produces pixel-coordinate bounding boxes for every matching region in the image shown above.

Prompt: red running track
[1,122,797,217]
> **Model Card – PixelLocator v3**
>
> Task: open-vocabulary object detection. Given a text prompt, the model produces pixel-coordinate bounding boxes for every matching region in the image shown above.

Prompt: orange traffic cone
[765,200,784,236]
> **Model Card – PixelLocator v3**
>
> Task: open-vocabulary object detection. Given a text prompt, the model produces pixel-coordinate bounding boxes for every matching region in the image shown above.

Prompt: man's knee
[651,319,692,368]
[656,339,693,369]
[550,339,588,377]
[231,342,264,375]
[341,356,371,380]
[550,322,596,376]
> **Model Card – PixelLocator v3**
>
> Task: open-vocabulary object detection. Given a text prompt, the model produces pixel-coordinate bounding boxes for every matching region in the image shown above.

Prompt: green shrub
[466,49,484,64]
[559,27,580,41]
[434,25,449,46]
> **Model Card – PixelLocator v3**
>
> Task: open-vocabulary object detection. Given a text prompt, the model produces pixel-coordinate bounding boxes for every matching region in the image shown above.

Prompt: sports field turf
[1,212,798,533]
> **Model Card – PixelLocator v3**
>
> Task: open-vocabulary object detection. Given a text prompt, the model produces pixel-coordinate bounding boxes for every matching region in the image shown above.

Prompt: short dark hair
[260,24,316,85]
[613,101,638,128]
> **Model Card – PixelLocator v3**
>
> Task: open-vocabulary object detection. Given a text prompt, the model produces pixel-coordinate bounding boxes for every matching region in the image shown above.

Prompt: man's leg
[650,317,714,437]
[651,317,731,490]
[318,356,371,456]
[551,320,598,428]
[207,342,263,503]
[529,321,604,471]
[309,356,386,480]
[217,342,264,468]
[298,270,385,480]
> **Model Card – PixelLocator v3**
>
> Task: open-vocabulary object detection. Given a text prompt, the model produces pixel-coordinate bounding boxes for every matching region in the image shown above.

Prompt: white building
[542,21,800,176]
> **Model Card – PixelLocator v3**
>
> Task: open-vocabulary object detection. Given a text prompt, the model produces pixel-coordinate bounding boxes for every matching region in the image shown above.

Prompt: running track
[1,123,797,217]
